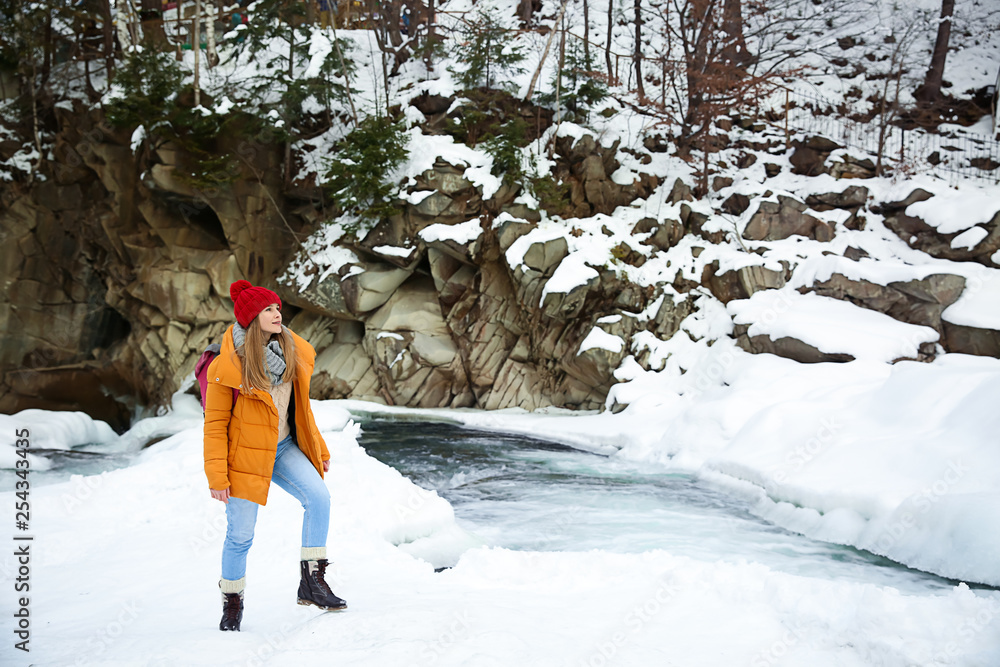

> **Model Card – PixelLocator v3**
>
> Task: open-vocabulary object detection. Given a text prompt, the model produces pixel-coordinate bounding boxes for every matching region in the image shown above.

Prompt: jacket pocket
[227,422,242,466]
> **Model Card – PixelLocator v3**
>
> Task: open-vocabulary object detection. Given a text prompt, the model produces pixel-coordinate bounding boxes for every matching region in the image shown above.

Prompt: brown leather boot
[297,559,347,611]
[220,591,243,631]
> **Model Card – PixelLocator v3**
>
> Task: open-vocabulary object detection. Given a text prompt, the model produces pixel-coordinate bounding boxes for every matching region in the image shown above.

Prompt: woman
[204,280,346,632]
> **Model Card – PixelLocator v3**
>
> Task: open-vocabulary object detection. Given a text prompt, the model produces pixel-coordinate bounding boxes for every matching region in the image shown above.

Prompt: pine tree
[104,45,185,136]
[324,115,409,233]
[223,0,355,142]
[482,117,528,186]
[451,7,526,92]
[105,42,240,188]
[539,38,607,121]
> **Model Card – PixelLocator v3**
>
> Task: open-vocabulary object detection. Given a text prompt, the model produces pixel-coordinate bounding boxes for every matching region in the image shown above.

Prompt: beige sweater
[268,381,292,443]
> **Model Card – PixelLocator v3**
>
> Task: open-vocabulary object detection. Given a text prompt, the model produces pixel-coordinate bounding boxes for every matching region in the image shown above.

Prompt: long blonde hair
[234,321,297,392]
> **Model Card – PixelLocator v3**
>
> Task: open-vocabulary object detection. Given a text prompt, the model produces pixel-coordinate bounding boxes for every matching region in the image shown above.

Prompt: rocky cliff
[2,99,999,431]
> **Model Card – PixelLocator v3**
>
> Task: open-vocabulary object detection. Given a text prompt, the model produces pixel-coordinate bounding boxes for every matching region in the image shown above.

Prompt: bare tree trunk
[721,0,748,66]
[116,0,133,51]
[42,0,53,85]
[385,0,403,47]
[605,0,613,80]
[518,0,532,25]
[877,36,908,175]
[583,0,590,65]
[30,59,41,184]
[551,14,566,158]
[192,0,201,106]
[175,0,182,60]
[205,0,218,68]
[633,0,644,99]
[284,20,293,188]
[103,0,114,80]
[425,0,435,72]
[524,0,569,101]
[685,0,715,128]
[916,0,954,104]
[330,21,358,126]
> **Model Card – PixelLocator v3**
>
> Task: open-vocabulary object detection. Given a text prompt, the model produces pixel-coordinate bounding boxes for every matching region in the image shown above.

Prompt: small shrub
[481,117,528,186]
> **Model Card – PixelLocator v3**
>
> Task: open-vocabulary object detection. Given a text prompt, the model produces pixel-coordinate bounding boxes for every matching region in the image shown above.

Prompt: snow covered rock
[743,196,835,242]
[804,272,966,338]
[881,189,1000,267]
[342,262,414,316]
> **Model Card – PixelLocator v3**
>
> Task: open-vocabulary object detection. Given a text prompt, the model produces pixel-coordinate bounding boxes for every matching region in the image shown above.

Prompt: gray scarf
[233,321,287,386]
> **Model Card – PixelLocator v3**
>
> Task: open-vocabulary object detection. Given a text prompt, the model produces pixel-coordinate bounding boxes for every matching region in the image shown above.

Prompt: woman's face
[257,303,282,335]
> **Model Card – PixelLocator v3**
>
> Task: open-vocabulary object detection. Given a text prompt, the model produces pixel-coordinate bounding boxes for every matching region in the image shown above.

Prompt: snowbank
[3,399,1000,666]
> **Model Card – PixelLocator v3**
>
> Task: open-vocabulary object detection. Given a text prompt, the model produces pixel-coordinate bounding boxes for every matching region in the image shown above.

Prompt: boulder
[734,324,855,363]
[359,215,422,269]
[828,154,877,179]
[721,193,750,216]
[428,247,478,309]
[411,92,454,116]
[310,319,382,401]
[712,176,734,192]
[943,323,1000,358]
[495,216,535,253]
[788,136,855,177]
[280,270,352,319]
[420,218,484,264]
[702,261,787,304]
[668,178,694,204]
[522,236,569,276]
[442,262,525,403]
[342,262,414,315]
[804,273,965,336]
[633,217,684,251]
[881,196,1000,267]
[0,362,135,431]
[789,144,826,176]
[805,186,869,211]
[743,196,834,242]
[541,273,599,320]
[124,265,230,324]
[650,294,696,339]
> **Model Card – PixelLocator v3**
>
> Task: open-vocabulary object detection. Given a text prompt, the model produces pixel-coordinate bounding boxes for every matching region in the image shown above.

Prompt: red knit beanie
[230,280,282,328]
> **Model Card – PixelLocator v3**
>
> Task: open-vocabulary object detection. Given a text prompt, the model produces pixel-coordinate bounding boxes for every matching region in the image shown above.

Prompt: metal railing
[760,86,1000,185]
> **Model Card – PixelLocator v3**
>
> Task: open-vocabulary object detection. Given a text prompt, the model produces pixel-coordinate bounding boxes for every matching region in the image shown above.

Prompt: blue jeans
[221,434,330,581]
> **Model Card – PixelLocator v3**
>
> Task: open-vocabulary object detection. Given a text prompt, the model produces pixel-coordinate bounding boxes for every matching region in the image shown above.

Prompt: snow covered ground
[3,0,1000,663]
[3,362,1000,666]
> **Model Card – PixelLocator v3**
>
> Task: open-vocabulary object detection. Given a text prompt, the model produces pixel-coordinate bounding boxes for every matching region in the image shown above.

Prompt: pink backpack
[195,343,239,411]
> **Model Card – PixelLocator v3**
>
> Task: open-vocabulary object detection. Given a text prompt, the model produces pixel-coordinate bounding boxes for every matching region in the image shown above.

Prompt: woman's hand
[210,488,231,504]
[323,460,330,473]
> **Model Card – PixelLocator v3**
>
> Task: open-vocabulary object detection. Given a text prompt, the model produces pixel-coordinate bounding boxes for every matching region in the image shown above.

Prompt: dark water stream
[357,419,963,595]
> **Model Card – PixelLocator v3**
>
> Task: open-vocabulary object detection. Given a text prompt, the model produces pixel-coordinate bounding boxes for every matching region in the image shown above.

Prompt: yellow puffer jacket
[203,324,329,505]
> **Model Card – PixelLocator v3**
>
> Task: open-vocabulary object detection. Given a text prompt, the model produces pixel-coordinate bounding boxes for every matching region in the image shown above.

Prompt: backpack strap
[196,343,239,411]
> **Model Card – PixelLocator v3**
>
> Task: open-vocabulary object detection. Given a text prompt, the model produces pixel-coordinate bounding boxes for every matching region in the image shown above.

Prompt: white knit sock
[301,546,327,561]
[219,577,246,594]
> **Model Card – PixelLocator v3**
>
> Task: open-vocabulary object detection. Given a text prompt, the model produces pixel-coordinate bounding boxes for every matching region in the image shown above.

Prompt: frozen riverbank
[2,388,1000,666]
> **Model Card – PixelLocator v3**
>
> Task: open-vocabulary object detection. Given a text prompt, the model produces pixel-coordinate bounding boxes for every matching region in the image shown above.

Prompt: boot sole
[297,598,347,612]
